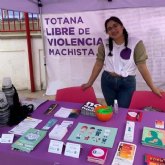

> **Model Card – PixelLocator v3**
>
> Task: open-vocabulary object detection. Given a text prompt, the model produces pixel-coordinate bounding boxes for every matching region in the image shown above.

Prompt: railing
[0,9,41,32]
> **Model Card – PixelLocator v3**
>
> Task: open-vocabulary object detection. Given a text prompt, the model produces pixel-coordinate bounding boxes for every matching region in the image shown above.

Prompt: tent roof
[0,0,38,13]
[0,0,165,14]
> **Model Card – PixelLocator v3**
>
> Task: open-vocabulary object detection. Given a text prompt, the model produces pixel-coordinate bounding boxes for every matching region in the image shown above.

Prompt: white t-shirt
[103,37,140,77]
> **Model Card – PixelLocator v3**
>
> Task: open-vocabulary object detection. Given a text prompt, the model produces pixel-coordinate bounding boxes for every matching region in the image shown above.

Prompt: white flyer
[64,142,81,158]
[54,107,72,118]
[48,140,64,154]
[9,117,42,135]
[0,134,14,143]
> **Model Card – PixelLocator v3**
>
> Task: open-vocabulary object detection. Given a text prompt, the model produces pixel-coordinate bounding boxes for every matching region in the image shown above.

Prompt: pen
[47,104,58,114]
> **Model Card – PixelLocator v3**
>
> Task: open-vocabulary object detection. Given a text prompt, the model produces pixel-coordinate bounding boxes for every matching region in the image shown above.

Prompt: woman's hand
[81,82,92,90]
[81,60,104,91]
[137,63,164,97]
[151,86,164,97]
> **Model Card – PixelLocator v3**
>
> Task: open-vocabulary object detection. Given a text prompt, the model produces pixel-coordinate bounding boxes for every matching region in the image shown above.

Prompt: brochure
[144,153,165,165]
[42,118,58,130]
[9,117,42,135]
[12,128,47,153]
[111,141,137,165]
[141,127,165,149]
[155,120,164,129]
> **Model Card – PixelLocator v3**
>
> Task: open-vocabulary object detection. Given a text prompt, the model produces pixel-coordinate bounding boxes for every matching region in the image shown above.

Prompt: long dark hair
[105,16,128,56]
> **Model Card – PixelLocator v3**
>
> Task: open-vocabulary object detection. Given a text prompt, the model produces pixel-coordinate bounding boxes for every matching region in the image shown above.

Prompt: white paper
[54,107,72,118]
[9,117,42,135]
[60,120,74,128]
[0,134,14,143]
[64,142,81,158]
[48,140,64,154]
[49,125,68,140]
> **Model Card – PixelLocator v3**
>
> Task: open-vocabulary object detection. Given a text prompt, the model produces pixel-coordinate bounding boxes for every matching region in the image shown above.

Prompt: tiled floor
[18,90,54,100]
[17,90,106,105]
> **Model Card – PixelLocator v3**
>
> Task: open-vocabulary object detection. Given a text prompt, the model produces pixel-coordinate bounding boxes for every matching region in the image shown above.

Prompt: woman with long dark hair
[82,16,164,108]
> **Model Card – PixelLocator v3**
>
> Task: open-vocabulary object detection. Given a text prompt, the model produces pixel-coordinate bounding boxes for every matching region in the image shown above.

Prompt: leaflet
[9,117,42,135]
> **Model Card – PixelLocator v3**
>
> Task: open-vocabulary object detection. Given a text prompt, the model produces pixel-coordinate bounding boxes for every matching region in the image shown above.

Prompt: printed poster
[68,122,118,148]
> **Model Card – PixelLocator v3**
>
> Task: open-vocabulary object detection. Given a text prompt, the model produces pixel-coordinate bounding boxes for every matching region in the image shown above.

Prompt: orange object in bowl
[94,105,113,122]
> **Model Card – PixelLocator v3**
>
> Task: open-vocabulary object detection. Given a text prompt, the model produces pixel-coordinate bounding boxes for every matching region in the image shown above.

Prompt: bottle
[113,99,118,114]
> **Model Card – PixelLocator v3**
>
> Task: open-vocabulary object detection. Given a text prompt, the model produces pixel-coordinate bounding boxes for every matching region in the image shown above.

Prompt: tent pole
[38,0,48,93]
[24,12,35,92]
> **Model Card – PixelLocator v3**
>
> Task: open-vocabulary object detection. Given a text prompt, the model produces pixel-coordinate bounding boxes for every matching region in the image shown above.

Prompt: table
[0,100,165,165]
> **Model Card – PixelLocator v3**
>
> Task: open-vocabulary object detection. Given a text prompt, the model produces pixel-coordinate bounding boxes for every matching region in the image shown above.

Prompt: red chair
[129,91,165,112]
[55,86,98,104]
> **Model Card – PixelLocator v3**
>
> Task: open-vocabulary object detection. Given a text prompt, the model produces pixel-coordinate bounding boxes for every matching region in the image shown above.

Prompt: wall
[0,33,46,90]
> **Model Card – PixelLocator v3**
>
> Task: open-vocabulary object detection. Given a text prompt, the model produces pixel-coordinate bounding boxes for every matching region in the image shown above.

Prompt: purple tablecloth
[0,100,165,165]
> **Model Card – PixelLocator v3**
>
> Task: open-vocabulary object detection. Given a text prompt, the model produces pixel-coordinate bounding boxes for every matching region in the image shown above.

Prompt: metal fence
[0,9,41,32]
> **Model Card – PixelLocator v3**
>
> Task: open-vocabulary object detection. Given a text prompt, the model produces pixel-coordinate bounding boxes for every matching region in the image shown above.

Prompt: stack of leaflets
[87,146,108,165]
[81,102,101,116]
[49,121,73,140]
[49,124,68,140]
[111,142,137,165]
[144,154,165,165]
[141,127,165,149]
[11,128,47,152]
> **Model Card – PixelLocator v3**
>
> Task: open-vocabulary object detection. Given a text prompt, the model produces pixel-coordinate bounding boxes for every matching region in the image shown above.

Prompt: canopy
[1,0,165,14]
[1,0,165,96]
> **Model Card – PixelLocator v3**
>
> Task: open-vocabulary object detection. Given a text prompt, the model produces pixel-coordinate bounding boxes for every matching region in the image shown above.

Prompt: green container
[97,106,113,114]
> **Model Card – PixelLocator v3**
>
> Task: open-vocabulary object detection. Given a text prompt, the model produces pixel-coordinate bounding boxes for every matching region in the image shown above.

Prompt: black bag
[7,85,34,126]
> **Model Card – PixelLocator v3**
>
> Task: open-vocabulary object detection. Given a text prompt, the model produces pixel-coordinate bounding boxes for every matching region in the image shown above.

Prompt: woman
[82,16,164,108]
